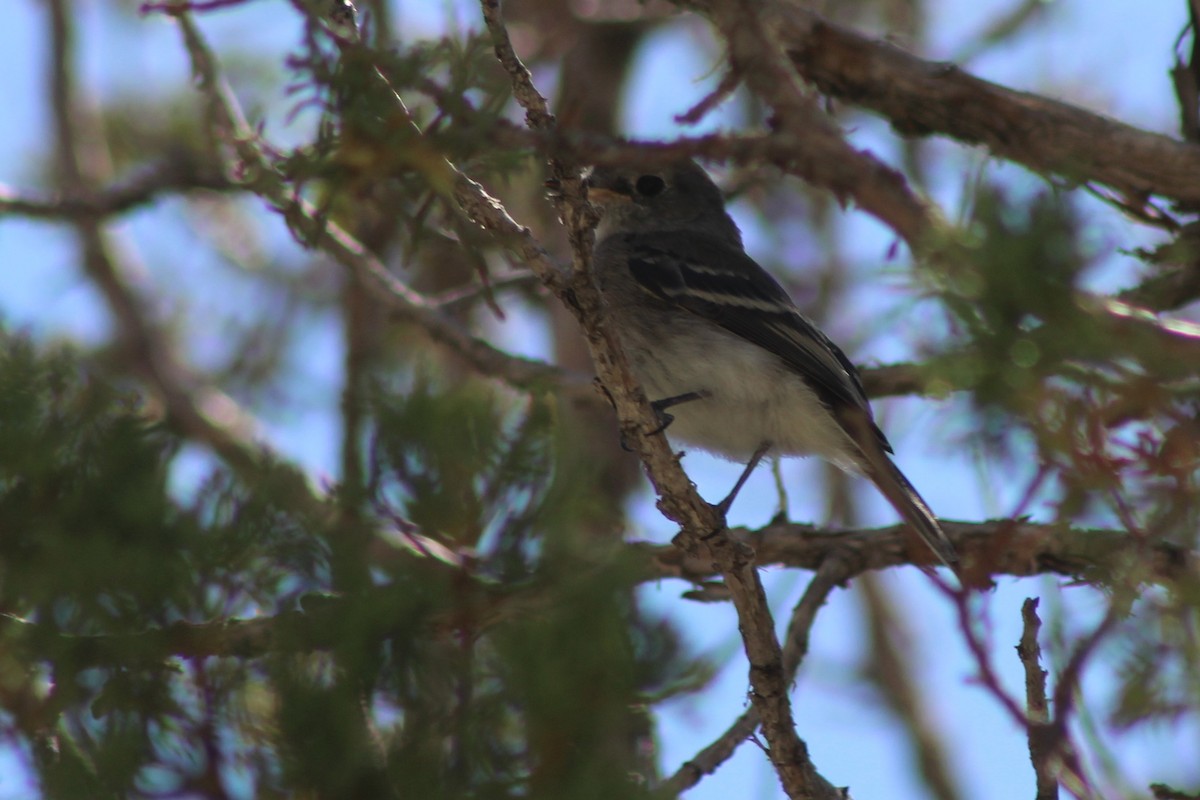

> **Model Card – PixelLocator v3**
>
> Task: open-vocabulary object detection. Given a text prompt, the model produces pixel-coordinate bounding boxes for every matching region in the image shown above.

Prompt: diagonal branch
[479,2,839,797]
[660,553,852,796]
[705,0,942,251]
[44,0,329,522]
[681,0,1200,208]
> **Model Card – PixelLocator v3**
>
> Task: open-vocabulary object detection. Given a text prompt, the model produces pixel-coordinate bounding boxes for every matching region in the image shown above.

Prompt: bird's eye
[635,175,666,197]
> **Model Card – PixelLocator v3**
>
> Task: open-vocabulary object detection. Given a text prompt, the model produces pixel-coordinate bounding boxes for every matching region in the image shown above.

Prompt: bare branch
[646,520,1197,587]
[1018,598,1058,800]
[479,3,839,797]
[479,0,554,131]
[704,0,942,251]
[661,554,853,796]
[679,0,1200,209]
[0,158,231,220]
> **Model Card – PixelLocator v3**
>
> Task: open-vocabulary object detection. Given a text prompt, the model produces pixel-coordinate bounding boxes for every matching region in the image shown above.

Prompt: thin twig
[676,69,743,125]
[479,0,554,131]
[661,554,853,796]
[139,0,253,13]
[1017,598,1057,800]
[429,271,540,311]
[945,585,1029,728]
[0,159,231,219]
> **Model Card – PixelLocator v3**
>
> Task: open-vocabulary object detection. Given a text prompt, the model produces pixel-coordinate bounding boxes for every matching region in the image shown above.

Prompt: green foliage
[0,336,192,625]
[281,21,518,186]
[0,336,696,799]
[932,187,1092,411]
[1110,591,1200,733]
[370,377,548,550]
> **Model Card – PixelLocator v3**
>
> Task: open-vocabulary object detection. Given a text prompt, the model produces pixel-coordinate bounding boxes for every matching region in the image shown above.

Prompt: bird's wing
[622,231,890,451]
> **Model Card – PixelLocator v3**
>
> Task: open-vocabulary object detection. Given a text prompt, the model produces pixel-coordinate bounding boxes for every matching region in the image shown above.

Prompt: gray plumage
[587,160,957,569]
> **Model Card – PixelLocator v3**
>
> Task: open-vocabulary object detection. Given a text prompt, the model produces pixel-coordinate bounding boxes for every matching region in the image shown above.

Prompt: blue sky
[0,1,1196,798]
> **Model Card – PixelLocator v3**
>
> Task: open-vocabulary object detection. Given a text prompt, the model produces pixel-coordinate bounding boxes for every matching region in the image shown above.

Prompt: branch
[479,2,836,797]
[43,0,330,523]
[704,0,942,252]
[1017,598,1058,800]
[12,520,1191,673]
[680,0,1200,209]
[660,554,853,797]
[644,519,1198,587]
[0,157,231,220]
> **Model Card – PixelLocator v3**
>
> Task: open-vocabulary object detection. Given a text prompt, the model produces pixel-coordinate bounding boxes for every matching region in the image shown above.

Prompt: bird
[585,159,957,569]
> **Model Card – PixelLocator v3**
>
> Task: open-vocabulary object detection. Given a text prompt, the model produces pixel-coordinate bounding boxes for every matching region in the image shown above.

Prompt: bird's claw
[646,407,675,437]
[620,407,675,451]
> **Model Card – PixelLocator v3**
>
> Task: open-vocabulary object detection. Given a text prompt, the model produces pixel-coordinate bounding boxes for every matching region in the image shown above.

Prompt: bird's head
[585,159,741,244]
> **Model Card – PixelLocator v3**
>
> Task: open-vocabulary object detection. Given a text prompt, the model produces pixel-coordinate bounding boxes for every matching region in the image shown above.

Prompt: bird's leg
[769,459,789,525]
[621,390,710,451]
[714,441,772,516]
[647,390,709,435]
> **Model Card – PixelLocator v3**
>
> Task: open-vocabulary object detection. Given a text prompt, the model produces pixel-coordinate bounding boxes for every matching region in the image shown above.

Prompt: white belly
[622,322,862,471]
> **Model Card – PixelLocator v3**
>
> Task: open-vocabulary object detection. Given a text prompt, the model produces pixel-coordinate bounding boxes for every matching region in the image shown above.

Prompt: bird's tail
[862,448,958,570]
[837,408,958,570]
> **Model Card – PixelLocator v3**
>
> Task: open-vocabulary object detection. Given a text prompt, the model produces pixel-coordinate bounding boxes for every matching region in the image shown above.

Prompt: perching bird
[586,159,957,569]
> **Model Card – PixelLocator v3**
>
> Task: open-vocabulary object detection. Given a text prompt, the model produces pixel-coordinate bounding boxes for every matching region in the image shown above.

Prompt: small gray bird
[587,159,957,569]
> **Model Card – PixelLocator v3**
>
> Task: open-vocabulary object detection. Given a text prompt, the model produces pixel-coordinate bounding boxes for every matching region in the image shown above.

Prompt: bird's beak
[583,167,634,208]
[584,186,629,205]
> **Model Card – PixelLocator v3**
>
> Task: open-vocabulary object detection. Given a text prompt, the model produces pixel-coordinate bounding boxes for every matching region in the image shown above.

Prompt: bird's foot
[712,441,772,517]
[649,391,709,434]
[622,390,710,450]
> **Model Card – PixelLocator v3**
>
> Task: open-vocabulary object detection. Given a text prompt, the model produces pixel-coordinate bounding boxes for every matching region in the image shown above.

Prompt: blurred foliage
[932,187,1092,412]
[5,0,1200,797]
[278,19,523,248]
[0,332,697,798]
[928,188,1200,534]
[924,187,1200,751]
